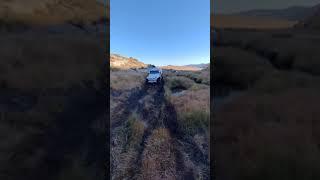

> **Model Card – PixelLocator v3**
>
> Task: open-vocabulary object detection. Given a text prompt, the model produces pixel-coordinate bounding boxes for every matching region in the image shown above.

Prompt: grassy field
[0,24,106,180]
[213,23,320,179]
[110,67,210,179]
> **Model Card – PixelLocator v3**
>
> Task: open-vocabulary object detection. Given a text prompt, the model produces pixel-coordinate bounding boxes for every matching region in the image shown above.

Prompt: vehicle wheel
[160,78,164,85]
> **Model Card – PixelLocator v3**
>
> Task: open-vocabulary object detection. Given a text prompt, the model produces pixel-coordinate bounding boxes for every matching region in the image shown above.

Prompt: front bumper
[146,79,158,83]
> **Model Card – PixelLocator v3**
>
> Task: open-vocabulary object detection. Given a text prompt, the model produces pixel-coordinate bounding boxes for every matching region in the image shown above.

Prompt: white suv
[146,68,163,84]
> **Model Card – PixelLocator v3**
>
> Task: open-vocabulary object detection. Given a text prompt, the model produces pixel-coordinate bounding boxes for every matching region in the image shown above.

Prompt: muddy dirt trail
[111,82,209,180]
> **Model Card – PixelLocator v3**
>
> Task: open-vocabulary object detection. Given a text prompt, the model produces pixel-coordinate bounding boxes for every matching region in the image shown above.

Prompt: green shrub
[179,110,209,136]
[165,76,194,91]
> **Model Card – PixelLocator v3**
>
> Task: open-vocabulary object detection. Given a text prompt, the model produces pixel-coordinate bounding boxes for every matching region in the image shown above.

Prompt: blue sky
[110,0,210,66]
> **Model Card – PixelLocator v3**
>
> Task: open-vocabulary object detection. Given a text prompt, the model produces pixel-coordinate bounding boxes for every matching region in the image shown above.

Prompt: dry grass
[125,114,146,150]
[164,70,210,136]
[0,26,106,180]
[214,88,320,180]
[169,88,210,136]
[214,47,274,88]
[111,113,146,179]
[141,128,176,180]
[110,54,147,70]
[161,65,201,71]
[214,29,320,75]
[170,89,210,113]
[110,70,146,91]
[213,19,320,180]
[165,76,195,91]
[172,68,210,85]
[252,70,320,94]
[0,33,104,90]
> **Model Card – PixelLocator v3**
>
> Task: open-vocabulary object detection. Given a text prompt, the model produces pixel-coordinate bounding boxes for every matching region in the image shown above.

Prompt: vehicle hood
[147,74,160,79]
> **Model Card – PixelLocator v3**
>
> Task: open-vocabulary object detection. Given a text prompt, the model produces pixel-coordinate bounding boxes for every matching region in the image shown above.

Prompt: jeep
[145,68,163,84]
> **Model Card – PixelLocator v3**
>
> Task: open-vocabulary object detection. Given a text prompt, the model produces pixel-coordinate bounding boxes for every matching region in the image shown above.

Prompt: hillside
[212,10,320,179]
[161,65,202,71]
[232,4,320,21]
[212,14,297,29]
[110,54,147,69]
[296,7,320,29]
[0,0,105,25]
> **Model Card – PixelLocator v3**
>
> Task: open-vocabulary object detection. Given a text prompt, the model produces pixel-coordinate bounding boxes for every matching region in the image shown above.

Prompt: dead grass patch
[169,88,210,136]
[110,70,146,91]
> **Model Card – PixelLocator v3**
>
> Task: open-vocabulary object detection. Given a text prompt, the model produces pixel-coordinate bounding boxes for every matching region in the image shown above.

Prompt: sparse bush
[165,76,194,92]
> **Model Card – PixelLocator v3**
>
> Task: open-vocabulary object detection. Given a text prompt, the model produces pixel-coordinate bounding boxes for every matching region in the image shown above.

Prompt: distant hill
[110,54,147,69]
[185,63,209,70]
[231,4,320,21]
[0,0,105,25]
[161,65,201,71]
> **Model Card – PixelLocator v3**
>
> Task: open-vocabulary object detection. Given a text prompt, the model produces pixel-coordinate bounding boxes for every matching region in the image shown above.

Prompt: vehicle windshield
[149,70,159,74]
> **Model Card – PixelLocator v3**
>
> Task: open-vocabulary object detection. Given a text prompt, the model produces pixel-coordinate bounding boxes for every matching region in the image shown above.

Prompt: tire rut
[111,82,208,179]
[110,85,148,129]
[163,101,209,180]
[130,83,167,179]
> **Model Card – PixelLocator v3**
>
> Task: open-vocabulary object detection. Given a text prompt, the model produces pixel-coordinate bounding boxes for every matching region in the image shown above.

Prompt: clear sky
[110,0,210,66]
[214,0,320,14]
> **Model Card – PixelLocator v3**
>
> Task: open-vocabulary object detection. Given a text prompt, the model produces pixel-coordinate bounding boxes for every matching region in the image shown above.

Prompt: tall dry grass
[110,70,146,91]
[214,87,320,180]
[111,113,146,179]
[169,88,210,136]
[0,29,106,180]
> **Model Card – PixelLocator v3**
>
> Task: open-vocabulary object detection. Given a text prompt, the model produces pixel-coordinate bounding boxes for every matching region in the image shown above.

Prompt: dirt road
[111,82,209,179]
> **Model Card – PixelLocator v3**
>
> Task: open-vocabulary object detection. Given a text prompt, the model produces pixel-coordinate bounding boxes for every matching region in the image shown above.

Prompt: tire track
[110,85,148,129]
[111,81,209,179]
[130,83,167,179]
